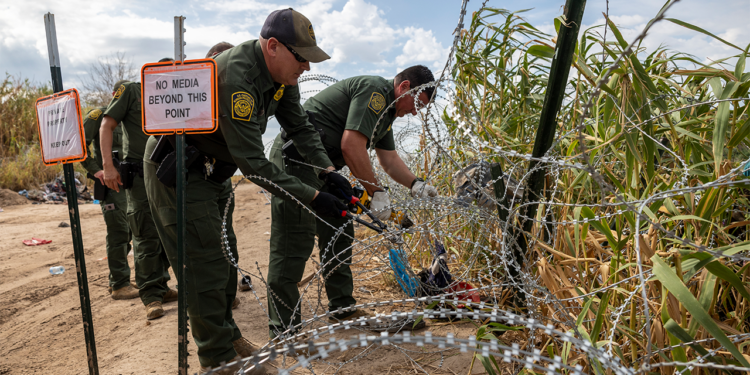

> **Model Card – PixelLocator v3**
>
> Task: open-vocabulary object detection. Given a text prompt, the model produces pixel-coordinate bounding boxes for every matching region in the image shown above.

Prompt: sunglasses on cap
[279,41,307,63]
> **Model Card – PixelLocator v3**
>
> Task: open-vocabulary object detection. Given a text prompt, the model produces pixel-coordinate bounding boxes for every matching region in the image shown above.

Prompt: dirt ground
[0,189,30,207]
[0,183,484,375]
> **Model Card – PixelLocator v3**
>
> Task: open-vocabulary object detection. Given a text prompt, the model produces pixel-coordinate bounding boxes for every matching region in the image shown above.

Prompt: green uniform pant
[124,161,171,306]
[101,187,132,290]
[143,138,240,367]
[267,139,355,336]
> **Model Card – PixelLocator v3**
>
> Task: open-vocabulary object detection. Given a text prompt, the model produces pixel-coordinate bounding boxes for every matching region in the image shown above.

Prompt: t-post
[43,12,99,375]
[174,15,189,375]
[507,0,587,305]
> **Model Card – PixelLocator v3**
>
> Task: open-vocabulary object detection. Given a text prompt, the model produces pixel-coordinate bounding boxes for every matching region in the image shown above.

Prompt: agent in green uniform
[143,10,350,374]
[100,74,176,320]
[267,66,439,335]
[80,81,137,300]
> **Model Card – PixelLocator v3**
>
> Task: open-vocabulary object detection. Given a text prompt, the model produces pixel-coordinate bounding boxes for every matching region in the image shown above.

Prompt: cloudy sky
[1,0,747,89]
[1,0,746,146]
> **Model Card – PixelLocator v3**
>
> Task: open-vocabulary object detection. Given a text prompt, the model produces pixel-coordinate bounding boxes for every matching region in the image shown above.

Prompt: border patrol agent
[203,42,254,295]
[100,74,177,320]
[80,80,138,300]
[268,66,439,334]
[143,9,350,374]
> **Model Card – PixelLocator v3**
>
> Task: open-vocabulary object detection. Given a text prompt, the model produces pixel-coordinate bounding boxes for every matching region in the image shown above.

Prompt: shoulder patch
[232,92,255,121]
[88,109,103,120]
[274,85,285,101]
[113,84,126,99]
[367,92,386,115]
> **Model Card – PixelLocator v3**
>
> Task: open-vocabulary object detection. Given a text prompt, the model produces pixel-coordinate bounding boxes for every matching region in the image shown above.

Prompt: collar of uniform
[248,40,274,94]
[385,79,396,115]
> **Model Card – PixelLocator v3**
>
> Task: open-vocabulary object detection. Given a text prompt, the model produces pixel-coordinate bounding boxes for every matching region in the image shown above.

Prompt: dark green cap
[260,8,330,63]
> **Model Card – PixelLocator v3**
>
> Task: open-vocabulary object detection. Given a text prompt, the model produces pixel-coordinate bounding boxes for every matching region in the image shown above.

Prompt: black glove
[310,191,348,218]
[320,172,354,201]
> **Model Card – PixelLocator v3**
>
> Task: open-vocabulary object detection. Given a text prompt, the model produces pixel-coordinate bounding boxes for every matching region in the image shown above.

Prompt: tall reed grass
[429,7,750,372]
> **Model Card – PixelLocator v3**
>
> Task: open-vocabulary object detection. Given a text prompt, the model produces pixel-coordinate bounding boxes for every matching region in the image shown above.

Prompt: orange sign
[140,59,218,135]
[34,88,87,166]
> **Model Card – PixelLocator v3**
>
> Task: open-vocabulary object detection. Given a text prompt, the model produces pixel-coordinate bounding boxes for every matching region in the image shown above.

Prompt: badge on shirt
[274,85,285,101]
[113,84,126,99]
[232,91,254,121]
[308,25,316,41]
[88,109,103,120]
[368,92,386,115]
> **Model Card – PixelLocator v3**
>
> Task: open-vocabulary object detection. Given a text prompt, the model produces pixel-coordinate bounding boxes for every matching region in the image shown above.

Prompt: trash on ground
[23,238,52,246]
[49,266,65,275]
[453,161,523,209]
[389,248,419,297]
[418,240,453,294]
[15,173,93,204]
[58,222,70,228]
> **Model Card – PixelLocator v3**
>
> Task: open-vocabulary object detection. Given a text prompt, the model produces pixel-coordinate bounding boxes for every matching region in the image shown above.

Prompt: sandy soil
[0,183,483,375]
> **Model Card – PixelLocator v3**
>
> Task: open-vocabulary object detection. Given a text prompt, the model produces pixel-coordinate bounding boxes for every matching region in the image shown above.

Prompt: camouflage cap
[113,80,128,92]
[260,8,330,63]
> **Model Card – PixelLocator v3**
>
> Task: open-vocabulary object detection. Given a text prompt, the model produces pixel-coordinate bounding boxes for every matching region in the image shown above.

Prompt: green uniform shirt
[303,76,396,168]
[104,82,148,161]
[80,107,124,174]
[187,39,332,203]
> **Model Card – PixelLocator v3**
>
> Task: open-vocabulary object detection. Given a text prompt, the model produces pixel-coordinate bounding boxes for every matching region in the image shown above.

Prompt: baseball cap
[260,8,330,63]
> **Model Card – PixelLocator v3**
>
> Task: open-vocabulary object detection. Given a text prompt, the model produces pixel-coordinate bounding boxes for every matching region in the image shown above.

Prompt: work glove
[370,191,392,221]
[411,180,438,198]
[320,171,354,201]
[311,191,348,218]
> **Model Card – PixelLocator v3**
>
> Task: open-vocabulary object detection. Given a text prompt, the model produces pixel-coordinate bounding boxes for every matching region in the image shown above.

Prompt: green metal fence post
[510,0,587,303]
[44,13,99,375]
[173,16,189,375]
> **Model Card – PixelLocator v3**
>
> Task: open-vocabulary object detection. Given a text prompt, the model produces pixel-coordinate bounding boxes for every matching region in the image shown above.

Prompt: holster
[86,173,108,201]
[119,161,143,190]
[156,145,201,188]
[150,135,175,164]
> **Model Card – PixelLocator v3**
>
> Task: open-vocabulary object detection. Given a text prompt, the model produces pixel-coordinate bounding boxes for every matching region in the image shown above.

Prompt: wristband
[410,177,424,189]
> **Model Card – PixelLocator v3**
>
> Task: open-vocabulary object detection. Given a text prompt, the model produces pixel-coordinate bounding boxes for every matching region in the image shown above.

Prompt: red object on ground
[23,238,52,246]
[446,281,481,307]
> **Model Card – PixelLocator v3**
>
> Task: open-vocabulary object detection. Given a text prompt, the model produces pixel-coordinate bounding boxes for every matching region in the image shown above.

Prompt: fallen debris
[22,238,52,246]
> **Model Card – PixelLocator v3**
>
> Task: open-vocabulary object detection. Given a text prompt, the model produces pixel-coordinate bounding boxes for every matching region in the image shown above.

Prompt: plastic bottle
[49,266,65,275]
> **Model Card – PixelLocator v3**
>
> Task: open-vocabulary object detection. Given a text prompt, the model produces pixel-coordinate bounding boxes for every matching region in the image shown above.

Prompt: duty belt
[150,135,237,187]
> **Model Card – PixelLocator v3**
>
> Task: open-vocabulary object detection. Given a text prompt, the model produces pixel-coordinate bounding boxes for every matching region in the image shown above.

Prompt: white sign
[141,60,217,134]
[34,89,86,165]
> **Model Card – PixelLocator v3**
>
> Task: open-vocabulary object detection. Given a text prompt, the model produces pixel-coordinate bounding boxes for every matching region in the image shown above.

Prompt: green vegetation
[0,74,88,192]
[436,7,750,372]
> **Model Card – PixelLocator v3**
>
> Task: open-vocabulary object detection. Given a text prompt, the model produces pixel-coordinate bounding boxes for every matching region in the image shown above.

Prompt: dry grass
[0,75,89,191]
[405,7,750,372]
[0,144,66,191]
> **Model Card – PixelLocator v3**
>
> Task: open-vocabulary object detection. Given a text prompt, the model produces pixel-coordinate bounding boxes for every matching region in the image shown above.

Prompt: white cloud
[311,0,400,65]
[395,27,449,70]
[609,14,645,28]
